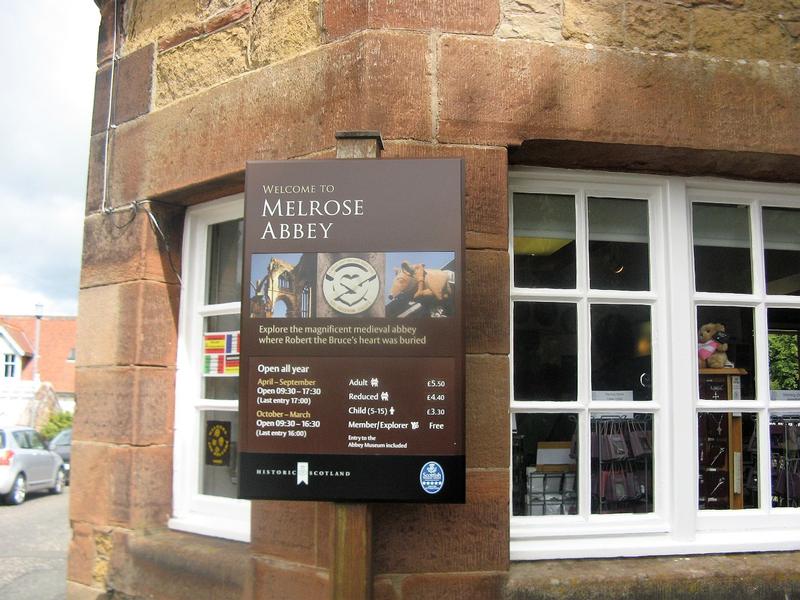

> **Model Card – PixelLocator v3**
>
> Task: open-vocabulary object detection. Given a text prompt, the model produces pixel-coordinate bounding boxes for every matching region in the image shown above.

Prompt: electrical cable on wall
[98,0,182,286]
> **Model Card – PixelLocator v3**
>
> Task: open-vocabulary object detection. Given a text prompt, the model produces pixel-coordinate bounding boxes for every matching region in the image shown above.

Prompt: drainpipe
[33,303,43,383]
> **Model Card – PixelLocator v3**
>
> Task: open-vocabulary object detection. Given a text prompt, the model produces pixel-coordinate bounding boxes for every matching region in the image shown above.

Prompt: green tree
[39,411,73,441]
[769,333,800,391]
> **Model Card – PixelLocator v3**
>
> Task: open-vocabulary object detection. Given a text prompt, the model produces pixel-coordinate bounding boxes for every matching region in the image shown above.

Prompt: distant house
[0,316,76,418]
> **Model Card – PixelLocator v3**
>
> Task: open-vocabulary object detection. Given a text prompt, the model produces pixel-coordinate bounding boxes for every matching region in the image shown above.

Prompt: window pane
[203,316,240,400]
[512,413,578,516]
[697,306,755,400]
[513,193,576,289]
[698,412,758,510]
[206,219,244,305]
[763,207,800,296]
[200,411,239,498]
[514,302,578,401]
[769,309,800,400]
[588,197,650,291]
[770,415,800,507]
[591,414,653,514]
[693,203,752,294]
[591,304,652,401]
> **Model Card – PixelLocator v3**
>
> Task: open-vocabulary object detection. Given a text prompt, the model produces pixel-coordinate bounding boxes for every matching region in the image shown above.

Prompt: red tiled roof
[0,316,76,394]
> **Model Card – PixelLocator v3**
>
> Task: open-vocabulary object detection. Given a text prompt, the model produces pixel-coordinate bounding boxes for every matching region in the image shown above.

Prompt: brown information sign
[238,159,464,502]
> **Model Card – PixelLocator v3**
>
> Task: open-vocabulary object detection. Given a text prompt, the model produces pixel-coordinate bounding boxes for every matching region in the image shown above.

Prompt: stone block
[693,7,789,61]
[68,521,96,587]
[157,24,249,107]
[248,555,331,600]
[466,355,509,469]
[108,530,249,600]
[80,204,184,286]
[372,470,509,574]
[85,133,106,215]
[402,572,507,599]
[66,581,109,600]
[373,576,401,600]
[77,281,179,368]
[125,0,201,54]
[465,250,509,355]
[92,45,155,135]
[324,0,368,40]
[250,500,319,565]
[563,0,624,46]
[110,31,431,203]
[251,0,322,67]
[97,0,117,66]
[70,442,172,528]
[438,36,800,156]
[383,142,508,249]
[74,367,175,446]
[497,0,563,43]
[626,1,690,52]
[370,0,499,34]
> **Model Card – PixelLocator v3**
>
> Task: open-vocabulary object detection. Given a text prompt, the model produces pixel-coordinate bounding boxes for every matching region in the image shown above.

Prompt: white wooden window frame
[170,194,251,542]
[510,168,800,560]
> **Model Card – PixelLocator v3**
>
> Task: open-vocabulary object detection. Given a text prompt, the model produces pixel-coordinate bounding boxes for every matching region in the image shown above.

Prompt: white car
[0,426,65,505]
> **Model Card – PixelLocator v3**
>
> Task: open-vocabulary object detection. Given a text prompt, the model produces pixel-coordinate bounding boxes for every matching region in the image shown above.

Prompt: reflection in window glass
[698,412,758,510]
[591,305,652,401]
[697,306,755,400]
[769,309,800,400]
[770,416,800,507]
[514,302,578,401]
[693,203,752,294]
[512,414,578,516]
[513,194,576,289]
[588,197,650,291]
[591,414,653,514]
[207,219,244,305]
[763,207,800,296]
[201,411,239,498]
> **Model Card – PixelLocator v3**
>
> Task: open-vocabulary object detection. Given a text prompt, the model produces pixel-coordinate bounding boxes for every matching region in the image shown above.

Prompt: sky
[0,2,101,316]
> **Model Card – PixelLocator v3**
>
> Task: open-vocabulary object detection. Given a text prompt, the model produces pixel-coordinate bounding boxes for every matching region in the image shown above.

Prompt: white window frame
[510,168,800,560]
[170,193,250,542]
[3,353,18,379]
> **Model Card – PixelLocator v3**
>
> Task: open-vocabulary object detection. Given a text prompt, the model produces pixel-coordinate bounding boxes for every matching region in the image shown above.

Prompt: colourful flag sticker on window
[203,331,240,375]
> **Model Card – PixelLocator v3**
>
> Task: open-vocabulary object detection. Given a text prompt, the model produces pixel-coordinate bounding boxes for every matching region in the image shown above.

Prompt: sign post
[238,132,465,598]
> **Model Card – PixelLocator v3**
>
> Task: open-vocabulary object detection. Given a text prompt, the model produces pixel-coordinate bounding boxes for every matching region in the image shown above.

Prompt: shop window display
[511,169,800,560]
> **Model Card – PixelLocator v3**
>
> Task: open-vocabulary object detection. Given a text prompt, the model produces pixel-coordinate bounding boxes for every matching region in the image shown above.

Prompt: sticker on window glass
[204,331,240,375]
[206,420,232,466]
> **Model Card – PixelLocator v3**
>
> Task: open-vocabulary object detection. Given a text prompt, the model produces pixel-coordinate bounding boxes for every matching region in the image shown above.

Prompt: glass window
[697,306,755,400]
[511,169,800,560]
[512,414,578,516]
[513,193,576,289]
[206,219,243,305]
[763,207,800,296]
[591,414,653,514]
[4,354,16,378]
[768,309,800,400]
[698,412,758,510]
[588,197,650,291]
[769,415,800,507]
[591,304,652,402]
[514,302,577,402]
[693,203,752,294]
[171,195,250,543]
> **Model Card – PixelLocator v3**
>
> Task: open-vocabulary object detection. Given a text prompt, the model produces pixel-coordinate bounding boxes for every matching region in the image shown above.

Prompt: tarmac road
[0,487,70,600]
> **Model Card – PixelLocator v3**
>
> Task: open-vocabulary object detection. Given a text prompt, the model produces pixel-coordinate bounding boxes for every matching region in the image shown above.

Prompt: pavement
[0,487,70,600]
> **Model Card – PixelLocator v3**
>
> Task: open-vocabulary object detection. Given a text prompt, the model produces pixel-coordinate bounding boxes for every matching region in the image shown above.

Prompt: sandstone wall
[70,0,800,598]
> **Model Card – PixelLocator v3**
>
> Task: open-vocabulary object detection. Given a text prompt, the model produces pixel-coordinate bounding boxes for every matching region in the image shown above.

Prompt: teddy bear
[698,322,731,369]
